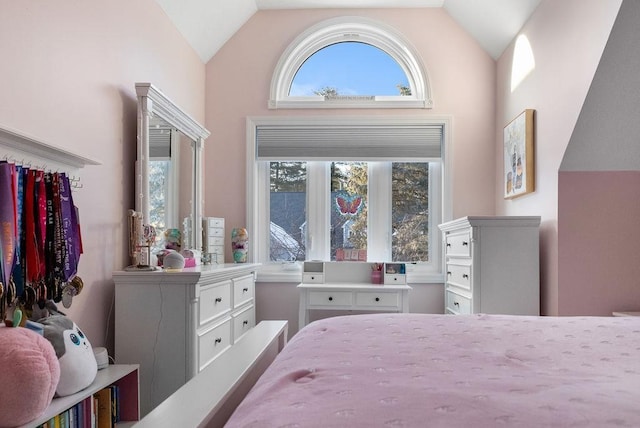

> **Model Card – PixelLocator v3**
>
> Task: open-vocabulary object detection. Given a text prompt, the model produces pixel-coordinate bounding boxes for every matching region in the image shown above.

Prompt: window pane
[270,162,306,261]
[331,162,368,261]
[290,42,411,97]
[149,160,170,251]
[392,162,428,262]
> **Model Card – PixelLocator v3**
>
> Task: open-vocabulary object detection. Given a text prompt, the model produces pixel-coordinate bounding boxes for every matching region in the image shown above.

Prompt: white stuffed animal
[40,315,97,397]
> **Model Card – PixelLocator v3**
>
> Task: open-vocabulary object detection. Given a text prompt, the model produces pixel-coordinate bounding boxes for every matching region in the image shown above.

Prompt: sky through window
[290,42,410,96]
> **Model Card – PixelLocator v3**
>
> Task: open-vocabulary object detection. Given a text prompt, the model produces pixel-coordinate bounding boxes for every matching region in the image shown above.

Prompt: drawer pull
[215,297,222,303]
[243,320,249,326]
[462,241,469,246]
[214,338,222,344]
[242,287,249,292]
[447,271,452,276]
[328,296,333,301]
[462,274,469,279]
[375,297,380,302]
[446,243,451,247]
[453,301,460,307]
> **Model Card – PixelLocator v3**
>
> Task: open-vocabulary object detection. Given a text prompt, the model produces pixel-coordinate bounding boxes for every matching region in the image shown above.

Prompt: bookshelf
[21,364,139,428]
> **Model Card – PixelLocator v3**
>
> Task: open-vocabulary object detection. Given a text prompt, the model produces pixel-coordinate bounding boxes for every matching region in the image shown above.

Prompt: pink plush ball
[0,327,60,428]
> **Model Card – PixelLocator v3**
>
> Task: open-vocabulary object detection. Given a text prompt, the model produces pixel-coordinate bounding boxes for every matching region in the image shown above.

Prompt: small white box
[384,263,407,285]
[303,261,324,283]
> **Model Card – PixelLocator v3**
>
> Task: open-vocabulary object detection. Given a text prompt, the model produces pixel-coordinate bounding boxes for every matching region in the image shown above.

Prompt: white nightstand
[612,311,640,317]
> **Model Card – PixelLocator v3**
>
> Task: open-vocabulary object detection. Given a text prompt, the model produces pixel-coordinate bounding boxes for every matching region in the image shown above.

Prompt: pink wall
[204,8,497,232]
[495,0,621,315]
[558,172,640,315]
[0,1,205,350]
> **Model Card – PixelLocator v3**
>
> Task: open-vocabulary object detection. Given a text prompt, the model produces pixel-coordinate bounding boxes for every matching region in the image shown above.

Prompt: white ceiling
[154,0,541,63]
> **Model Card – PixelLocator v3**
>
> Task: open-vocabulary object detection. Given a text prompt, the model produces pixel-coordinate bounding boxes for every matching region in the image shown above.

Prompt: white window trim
[269,16,433,110]
[246,115,452,283]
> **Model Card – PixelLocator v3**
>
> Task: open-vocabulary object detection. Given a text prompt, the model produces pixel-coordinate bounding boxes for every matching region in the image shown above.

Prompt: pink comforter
[226,314,640,427]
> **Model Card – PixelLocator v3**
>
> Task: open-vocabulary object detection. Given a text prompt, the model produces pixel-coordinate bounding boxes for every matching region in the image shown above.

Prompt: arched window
[269,17,433,109]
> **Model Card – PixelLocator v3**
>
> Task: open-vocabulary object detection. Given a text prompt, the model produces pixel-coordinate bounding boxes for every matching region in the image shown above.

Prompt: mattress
[225,313,640,427]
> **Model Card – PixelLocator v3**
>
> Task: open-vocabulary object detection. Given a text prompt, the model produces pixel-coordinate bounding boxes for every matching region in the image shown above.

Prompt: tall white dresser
[113,263,259,416]
[438,216,540,315]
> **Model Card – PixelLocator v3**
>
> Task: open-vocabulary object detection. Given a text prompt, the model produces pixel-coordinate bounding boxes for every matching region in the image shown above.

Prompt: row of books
[38,385,121,428]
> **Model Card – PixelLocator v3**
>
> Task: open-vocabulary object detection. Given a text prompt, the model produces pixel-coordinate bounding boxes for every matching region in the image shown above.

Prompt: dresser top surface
[439,216,541,231]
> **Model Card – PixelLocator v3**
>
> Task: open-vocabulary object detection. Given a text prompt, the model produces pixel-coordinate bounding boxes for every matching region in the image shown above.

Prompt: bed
[224,313,639,427]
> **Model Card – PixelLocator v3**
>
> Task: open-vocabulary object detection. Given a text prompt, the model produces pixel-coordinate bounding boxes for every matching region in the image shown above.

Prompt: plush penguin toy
[40,315,97,397]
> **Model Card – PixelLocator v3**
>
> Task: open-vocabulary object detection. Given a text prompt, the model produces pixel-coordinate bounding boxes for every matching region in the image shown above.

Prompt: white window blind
[255,124,442,160]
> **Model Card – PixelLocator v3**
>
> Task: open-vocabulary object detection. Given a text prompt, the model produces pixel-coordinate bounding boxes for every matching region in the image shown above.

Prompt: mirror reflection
[135,82,209,265]
[148,117,192,252]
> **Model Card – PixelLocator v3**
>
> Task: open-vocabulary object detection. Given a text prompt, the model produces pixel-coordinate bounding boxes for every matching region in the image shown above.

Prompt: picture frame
[503,109,535,199]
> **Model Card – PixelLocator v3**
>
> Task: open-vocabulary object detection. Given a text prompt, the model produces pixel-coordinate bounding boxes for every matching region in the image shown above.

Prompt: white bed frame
[134,320,288,428]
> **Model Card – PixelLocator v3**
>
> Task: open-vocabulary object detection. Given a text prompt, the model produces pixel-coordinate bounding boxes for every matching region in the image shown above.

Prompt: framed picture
[504,109,535,199]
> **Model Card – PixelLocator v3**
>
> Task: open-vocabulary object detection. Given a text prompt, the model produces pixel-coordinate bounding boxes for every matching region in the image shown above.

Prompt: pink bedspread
[226,314,640,427]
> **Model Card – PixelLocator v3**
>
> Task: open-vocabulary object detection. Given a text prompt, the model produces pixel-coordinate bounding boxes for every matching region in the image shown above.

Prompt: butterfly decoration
[335,192,364,216]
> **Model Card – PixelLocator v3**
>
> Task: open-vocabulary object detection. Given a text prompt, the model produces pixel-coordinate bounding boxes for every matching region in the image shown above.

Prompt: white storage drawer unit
[203,217,225,263]
[439,216,540,315]
[113,263,259,417]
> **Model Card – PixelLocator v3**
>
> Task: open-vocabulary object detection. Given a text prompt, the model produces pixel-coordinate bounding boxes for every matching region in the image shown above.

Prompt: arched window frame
[269,16,433,109]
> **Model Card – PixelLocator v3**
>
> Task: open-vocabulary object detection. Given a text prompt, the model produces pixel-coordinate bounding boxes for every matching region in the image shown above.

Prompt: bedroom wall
[558,0,640,315]
[494,0,621,315]
[0,0,205,350]
[203,8,496,332]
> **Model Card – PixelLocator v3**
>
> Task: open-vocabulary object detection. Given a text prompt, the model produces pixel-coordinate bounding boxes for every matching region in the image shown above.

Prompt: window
[269,16,433,109]
[291,42,411,97]
[247,117,451,283]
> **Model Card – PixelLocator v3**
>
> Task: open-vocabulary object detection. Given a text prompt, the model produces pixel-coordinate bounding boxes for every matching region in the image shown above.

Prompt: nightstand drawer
[355,291,399,308]
[446,263,471,291]
[199,281,231,326]
[445,231,471,257]
[309,290,352,306]
[198,317,231,371]
[446,291,471,315]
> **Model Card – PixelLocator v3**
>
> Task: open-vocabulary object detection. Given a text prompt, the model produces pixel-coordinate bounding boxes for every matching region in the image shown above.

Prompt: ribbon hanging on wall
[0,161,84,322]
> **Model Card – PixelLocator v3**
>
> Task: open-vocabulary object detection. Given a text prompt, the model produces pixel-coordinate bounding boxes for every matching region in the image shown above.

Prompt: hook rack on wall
[0,124,102,322]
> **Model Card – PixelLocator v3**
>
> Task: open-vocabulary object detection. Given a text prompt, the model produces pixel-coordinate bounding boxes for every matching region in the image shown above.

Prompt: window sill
[255,263,444,284]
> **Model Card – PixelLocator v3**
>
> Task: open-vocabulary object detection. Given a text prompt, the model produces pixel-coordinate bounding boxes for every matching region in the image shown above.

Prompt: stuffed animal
[0,326,60,428]
[40,315,97,397]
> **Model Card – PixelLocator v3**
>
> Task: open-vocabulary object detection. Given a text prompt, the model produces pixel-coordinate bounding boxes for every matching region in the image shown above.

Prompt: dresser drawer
[204,217,225,229]
[233,274,254,308]
[302,273,324,283]
[198,317,232,371]
[206,227,224,238]
[199,281,231,326]
[445,231,471,257]
[446,263,472,291]
[233,305,255,342]
[446,290,471,315]
[308,290,352,306]
[355,291,399,308]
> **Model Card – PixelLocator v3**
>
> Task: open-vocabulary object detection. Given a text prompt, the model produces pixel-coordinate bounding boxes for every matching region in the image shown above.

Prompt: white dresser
[438,216,540,315]
[113,263,259,416]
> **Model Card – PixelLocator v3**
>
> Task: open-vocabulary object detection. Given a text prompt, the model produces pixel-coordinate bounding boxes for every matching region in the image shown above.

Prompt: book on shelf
[94,387,113,428]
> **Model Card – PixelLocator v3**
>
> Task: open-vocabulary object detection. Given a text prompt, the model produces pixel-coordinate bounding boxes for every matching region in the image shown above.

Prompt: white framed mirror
[135,82,210,256]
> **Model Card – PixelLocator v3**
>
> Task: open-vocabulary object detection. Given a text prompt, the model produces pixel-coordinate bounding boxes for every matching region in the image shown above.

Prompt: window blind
[149,128,172,158]
[256,124,442,160]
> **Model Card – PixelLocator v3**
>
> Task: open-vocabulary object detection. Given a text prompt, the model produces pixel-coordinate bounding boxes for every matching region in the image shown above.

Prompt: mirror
[135,82,210,259]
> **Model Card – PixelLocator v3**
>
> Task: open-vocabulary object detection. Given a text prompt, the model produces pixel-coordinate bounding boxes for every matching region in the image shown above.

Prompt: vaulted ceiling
[154,0,541,63]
